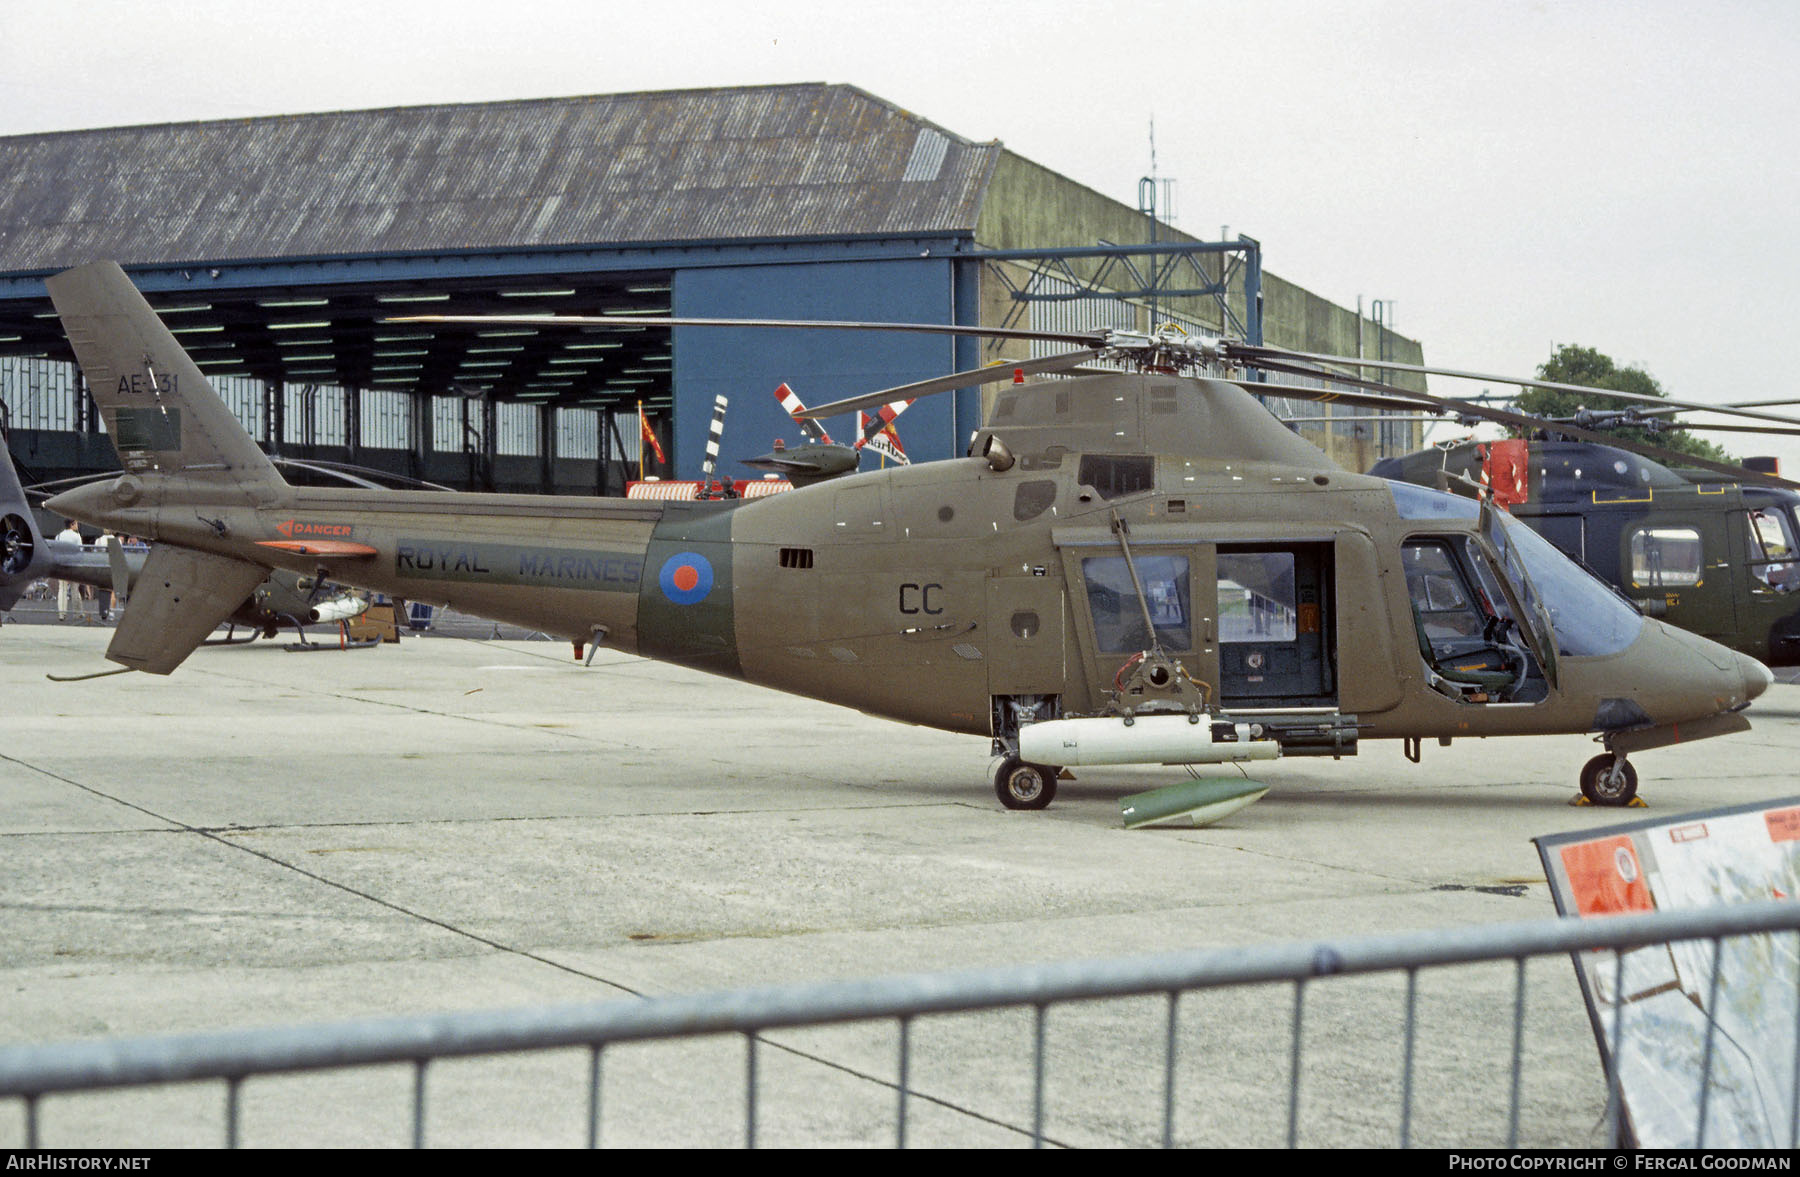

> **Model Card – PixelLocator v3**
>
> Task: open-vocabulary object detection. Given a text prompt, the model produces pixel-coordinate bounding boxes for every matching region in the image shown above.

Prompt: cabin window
[1628,527,1702,588]
[1076,454,1154,500]
[1080,555,1191,653]
[1217,552,1299,643]
[1745,509,1799,590]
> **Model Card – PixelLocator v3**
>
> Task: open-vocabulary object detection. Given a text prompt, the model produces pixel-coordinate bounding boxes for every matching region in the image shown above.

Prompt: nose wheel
[992,756,1059,810]
[1580,754,1639,807]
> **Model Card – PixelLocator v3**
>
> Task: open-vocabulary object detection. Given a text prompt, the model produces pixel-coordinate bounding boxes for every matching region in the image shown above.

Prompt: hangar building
[0,83,1424,494]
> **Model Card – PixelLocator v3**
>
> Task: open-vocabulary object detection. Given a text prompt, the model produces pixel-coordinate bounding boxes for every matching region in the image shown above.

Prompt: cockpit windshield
[1488,509,1643,658]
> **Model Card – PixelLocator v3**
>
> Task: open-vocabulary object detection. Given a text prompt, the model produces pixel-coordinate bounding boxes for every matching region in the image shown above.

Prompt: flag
[856,397,915,447]
[638,403,666,466]
[859,411,909,465]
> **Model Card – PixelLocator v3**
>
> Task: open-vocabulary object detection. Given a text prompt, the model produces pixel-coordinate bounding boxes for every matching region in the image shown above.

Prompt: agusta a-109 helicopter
[39,261,1775,809]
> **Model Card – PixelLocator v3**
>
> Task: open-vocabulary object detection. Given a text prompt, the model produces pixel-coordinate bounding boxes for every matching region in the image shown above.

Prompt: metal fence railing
[3,900,1796,1148]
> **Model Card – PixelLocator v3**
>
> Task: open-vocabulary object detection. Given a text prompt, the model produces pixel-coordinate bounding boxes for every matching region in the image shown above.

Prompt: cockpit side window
[1746,508,1800,591]
[1404,542,1485,642]
[1402,538,1542,704]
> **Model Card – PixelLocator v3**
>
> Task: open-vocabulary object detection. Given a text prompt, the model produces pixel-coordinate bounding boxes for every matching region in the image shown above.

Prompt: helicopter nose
[1738,652,1774,702]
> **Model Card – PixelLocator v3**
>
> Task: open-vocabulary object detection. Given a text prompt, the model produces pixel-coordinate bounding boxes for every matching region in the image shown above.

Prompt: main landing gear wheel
[993,757,1059,810]
[1580,754,1639,807]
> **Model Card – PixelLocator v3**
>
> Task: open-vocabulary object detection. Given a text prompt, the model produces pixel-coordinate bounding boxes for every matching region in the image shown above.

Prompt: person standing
[88,531,114,622]
[54,519,81,621]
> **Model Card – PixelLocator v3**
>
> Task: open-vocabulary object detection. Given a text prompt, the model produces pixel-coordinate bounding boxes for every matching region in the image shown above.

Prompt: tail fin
[43,261,280,672]
[44,261,284,504]
[0,441,52,610]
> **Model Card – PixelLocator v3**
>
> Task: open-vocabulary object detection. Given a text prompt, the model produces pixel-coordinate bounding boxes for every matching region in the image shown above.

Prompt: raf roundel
[658,552,715,605]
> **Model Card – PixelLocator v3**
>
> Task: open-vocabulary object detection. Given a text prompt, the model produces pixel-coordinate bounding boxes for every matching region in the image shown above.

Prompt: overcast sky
[4,0,1798,465]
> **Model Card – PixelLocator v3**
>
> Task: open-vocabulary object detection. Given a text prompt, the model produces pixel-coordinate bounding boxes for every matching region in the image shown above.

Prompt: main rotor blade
[1228,359,1444,415]
[393,314,1107,348]
[1241,344,1800,430]
[797,350,1103,419]
[1247,363,1800,490]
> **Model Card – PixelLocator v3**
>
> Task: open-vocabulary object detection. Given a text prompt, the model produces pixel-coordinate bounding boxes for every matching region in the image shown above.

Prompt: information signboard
[1536,797,1800,1148]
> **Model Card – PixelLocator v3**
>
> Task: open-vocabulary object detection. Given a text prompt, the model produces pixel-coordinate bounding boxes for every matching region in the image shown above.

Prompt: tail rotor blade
[702,394,728,479]
[799,350,1101,419]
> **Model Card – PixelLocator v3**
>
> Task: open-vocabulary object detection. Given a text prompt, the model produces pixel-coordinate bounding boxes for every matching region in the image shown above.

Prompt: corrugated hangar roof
[0,83,1000,272]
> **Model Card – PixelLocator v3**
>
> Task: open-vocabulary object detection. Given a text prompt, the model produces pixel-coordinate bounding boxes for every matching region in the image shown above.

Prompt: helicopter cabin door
[1214,543,1337,708]
[1055,535,1220,713]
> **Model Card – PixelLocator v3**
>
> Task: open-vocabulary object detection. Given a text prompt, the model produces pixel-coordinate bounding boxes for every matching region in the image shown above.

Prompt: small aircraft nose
[1738,651,1775,702]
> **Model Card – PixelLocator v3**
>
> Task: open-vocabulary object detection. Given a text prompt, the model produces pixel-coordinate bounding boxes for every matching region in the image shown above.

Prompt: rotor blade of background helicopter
[1632,397,1800,420]
[1643,421,1800,437]
[1244,364,1800,490]
[393,313,1108,348]
[1239,344,1800,430]
[1279,414,1452,425]
[797,349,1103,419]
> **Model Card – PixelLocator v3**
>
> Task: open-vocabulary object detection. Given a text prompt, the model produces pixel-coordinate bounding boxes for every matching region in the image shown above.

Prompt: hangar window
[360,388,411,450]
[495,401,539,456]
[556,408,599,460]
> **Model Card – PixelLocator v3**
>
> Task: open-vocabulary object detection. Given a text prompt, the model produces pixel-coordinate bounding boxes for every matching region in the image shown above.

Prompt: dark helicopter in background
[34,262,1786,811]
[1369,388,1800,666]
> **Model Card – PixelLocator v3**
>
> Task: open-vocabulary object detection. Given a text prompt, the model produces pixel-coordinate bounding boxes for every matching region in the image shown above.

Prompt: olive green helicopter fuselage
[42,261,1771,809]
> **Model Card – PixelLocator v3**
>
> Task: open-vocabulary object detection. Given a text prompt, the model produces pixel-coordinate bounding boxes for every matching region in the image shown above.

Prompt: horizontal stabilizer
[256,539,379,557]
[106,545,268,675]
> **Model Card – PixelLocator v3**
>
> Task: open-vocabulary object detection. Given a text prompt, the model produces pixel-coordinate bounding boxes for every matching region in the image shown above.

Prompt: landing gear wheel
[1580,754,1639,807]
[993,757,1059,810]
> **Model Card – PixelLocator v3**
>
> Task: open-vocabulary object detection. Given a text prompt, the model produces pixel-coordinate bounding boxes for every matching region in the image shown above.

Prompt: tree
[1513,344,1733,463]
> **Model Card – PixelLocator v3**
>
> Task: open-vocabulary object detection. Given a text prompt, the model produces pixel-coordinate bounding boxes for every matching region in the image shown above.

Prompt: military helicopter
[36,261,1777,810]
[742,382,915,486]
[1369,393,1800,665]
